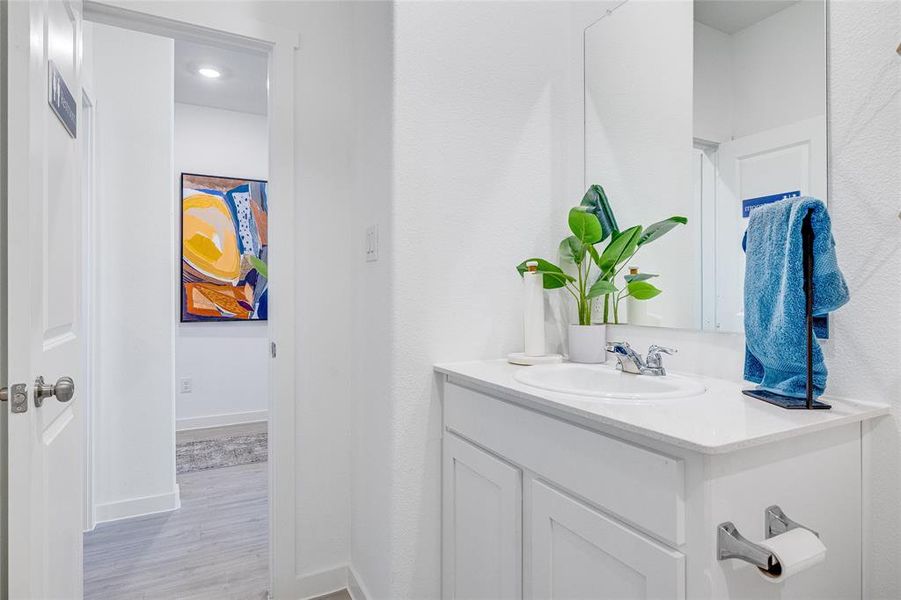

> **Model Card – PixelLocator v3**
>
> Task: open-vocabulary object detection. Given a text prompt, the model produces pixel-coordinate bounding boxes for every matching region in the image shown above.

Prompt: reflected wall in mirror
[585,0,826,333]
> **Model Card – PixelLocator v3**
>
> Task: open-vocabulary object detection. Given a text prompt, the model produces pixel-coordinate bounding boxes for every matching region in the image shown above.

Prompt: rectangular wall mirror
[584,0,827,333]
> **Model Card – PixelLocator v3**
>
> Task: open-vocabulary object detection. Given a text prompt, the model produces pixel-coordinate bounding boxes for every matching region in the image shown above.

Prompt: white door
[714,116,827,332]
[443,433,522,600]
[529,480,684,600]
[5,0,85,598]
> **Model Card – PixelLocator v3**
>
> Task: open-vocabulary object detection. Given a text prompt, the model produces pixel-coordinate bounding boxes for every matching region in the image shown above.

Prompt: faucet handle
[648,344,676,356]
[646,345,676,370]
[606,341,632,353]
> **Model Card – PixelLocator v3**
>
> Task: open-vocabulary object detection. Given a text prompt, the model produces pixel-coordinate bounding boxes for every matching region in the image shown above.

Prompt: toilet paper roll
[756,528,826,583]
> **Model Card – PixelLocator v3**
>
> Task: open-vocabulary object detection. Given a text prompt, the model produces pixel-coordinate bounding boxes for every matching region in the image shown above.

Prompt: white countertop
[434,359,889,454]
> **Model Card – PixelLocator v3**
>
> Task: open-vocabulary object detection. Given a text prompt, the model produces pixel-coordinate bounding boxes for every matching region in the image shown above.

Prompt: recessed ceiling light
[197,67,221,79]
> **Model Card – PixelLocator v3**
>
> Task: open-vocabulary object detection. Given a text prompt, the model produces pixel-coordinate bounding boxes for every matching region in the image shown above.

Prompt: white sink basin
[513,363,706,402]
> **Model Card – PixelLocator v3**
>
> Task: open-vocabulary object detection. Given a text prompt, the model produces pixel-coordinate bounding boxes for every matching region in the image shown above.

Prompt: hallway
[84,426,268,600]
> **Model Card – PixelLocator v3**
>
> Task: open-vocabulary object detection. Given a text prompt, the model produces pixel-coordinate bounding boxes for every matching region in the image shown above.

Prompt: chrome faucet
[606,342,676,376]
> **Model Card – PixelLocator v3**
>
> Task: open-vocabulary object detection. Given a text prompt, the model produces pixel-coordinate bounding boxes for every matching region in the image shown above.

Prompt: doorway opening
[79,14,272,599]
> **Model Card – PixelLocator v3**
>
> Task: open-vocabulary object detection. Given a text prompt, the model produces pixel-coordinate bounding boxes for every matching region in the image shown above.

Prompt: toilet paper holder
[717,505,819,570]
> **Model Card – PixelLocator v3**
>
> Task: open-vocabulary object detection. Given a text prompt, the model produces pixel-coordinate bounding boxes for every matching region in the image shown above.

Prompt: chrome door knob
[33,376,75,407]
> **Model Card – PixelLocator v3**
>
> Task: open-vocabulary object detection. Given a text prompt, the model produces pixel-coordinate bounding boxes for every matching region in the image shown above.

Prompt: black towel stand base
[742,388,831,410]
[742,208,832,411]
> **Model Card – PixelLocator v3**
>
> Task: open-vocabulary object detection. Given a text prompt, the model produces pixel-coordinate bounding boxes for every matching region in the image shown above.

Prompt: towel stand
[743,209,831,410]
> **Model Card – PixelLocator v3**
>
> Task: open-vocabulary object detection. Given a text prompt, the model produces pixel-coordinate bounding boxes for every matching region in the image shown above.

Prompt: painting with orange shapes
[181,173,268,322]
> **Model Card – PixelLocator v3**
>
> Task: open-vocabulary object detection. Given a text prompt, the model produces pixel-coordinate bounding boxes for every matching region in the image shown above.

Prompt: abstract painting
[181,173,268,322]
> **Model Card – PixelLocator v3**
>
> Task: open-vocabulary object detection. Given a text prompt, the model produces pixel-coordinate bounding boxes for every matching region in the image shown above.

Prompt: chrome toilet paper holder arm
[717,505,818,569]
[765,505,818,539]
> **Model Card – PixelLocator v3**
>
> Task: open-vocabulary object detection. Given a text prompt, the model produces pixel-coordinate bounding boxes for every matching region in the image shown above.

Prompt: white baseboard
[176,410,268,431]
[94,485,181,524]
[347,565,371,600]
[295,565,351,600]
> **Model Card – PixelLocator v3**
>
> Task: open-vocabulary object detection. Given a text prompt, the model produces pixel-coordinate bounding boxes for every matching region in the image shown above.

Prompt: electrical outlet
[179,378,193,394]
[365,225,379,262]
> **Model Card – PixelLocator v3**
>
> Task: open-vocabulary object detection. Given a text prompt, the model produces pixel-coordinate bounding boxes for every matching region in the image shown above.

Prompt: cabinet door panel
[443,433,522,600]
[529,480,684,600]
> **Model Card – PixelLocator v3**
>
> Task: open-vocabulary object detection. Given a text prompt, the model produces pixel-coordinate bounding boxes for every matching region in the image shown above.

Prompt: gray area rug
[176,432,268,474]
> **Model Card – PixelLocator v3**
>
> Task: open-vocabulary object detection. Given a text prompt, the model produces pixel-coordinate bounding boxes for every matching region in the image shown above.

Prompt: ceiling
[174,39,268,115]
[694,0,799,34]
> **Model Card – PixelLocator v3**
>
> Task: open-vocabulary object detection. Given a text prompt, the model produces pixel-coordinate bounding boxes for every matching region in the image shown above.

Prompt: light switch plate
[365,225,379,262]
[179,378,192,394]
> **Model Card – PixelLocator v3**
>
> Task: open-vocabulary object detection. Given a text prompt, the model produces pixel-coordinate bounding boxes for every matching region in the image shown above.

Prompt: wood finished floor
[84,456,268,598]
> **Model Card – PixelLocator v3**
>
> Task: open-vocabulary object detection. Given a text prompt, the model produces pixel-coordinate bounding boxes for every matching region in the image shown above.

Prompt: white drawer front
[444,382,685,545]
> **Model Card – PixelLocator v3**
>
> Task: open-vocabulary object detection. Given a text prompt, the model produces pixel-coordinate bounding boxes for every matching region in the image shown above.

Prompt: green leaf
[626,280,662,300]
[587,278,617,299]
[558,236,586,265]
[248,255,268,279]
[580,185,619,242]
[516,258,575,290]
[597,225,642,273]
[568,207,603,244]
[624,272,658,283]
[637,216,687,247]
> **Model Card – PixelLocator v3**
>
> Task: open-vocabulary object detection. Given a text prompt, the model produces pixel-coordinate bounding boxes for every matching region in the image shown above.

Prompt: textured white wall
[174,102,269,429]
[350,2,588,597]
[90,23,178,518]
[826,2,901,597]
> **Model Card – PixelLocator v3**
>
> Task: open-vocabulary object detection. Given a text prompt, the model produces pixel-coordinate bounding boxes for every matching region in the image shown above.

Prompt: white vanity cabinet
[437,361,888,600]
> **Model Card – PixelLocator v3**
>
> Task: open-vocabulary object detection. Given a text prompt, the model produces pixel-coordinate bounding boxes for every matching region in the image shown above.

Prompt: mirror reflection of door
[585,0,827,333]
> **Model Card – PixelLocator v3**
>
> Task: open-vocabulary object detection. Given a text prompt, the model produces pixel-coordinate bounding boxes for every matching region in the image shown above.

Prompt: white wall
[350,2,589,597]
[827,2,901,597]
[174,102,269,430]
[90,22,179,522]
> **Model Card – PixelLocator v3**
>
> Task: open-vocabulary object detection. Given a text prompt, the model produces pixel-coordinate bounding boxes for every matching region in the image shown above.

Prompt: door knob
[33,376,75,407]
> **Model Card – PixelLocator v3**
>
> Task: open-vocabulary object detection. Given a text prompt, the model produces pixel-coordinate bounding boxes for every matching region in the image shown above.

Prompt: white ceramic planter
[567,324,607,364]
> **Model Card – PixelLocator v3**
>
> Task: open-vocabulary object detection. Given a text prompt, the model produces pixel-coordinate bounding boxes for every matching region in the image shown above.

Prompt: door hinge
[270,342,277,358]
[0,383,29,413]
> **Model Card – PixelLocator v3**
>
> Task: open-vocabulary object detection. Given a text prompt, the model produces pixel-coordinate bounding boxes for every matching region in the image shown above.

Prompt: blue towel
[743,197,849,398]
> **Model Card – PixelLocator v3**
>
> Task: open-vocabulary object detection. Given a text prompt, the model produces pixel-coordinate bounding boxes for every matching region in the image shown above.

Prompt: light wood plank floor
[84,461,268,600]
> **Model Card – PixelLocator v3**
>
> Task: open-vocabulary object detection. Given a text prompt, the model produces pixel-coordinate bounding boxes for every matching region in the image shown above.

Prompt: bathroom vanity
[435,360,887,599]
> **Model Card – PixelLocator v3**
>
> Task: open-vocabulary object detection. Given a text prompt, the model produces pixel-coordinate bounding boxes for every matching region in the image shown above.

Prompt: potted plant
[517,185,686,363]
